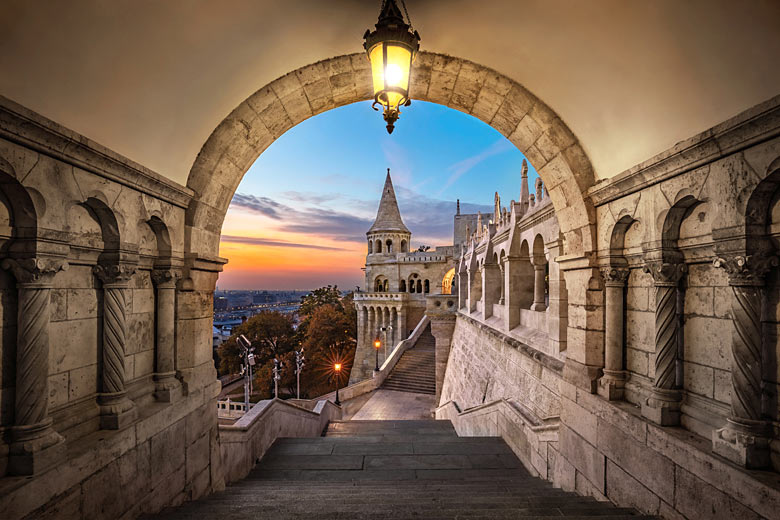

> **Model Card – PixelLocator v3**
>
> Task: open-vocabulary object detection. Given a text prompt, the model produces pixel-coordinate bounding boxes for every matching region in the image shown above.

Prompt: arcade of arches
[0,47,779,520]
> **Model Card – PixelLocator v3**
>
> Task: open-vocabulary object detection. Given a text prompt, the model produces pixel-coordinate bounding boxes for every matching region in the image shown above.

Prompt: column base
[98,392,137,430]
[712,418,771,469]
[641,388,681,426]
[530,303,547,312]
[8,418,66,475]
[597,369,627,401]
[154,372,182,403]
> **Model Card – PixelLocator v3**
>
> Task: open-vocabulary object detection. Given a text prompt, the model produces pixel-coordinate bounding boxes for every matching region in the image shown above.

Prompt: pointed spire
[377,0,406,26]
[520,160,529,204]
[494,192,501,222]
[368,168,410,234]
[456,199,461,215]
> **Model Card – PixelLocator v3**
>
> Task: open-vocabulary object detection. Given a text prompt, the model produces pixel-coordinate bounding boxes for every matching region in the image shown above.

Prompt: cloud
[438,138,514,194]
[230,193,288,219]
[220,235,347,251]
[279,191,339,205]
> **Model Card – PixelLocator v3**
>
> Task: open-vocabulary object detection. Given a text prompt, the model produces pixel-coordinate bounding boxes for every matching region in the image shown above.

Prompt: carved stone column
[641,260,686,425]
[498,263,505,305]
[502,255,523,332]
[598,267,630,400]
[711,253,778,468]
[430,316,457,404]
[467,268,477,313]
[531,258,547,311]
[94,263,137,430]
[398,306,408,342]
[1,257,67,475]
[482,263,501,319]
[152,268,181,403]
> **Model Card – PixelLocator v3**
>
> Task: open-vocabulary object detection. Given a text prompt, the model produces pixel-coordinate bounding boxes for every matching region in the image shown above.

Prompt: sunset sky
[218,101,538,290]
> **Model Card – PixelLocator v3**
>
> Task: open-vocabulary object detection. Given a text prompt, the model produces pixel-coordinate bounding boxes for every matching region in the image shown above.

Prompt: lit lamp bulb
[363,0,420,134]
[334,363,342,373]
[374,339,381,349]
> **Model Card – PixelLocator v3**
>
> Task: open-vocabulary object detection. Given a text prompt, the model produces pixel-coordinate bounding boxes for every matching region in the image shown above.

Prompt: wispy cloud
[220,235,347,251]
[230,193,288,220]
[438,138,514,195]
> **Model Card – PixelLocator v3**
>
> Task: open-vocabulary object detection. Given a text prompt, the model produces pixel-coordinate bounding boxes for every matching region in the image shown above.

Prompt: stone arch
[375,240,382,254]
[385,239,393,253]
[400,239,407,252]
[442,267,455,295]
[0,166,37,241]
[184,52,597,261]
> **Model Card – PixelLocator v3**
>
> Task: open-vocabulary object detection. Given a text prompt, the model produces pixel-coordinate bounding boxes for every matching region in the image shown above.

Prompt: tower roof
[368,169,410,234]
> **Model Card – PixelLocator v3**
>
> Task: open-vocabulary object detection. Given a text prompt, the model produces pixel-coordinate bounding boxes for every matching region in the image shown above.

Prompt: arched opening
[400,239,408,253]
[442,268,456,295]
[424,279,430,294]
[375,240,382,253]
[385,239,393,253]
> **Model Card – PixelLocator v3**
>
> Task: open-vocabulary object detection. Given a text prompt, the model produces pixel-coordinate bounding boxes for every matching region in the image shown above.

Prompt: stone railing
[436,398,559,479]
[354,292,409,303]
[426,294,458,316]
[219,398,342,483]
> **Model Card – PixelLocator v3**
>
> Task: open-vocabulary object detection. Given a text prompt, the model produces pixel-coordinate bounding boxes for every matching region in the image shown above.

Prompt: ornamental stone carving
[1,257,68,286]
[151,268,182,287]
[599,266,629,286]
[713,253,779,286]
[642,261,686,286]
[93,262,137,286]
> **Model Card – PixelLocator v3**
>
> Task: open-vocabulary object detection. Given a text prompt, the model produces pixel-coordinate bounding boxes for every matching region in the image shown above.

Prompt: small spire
[368,168,410,234]
[520,159,530,212]
[456,199,460,215]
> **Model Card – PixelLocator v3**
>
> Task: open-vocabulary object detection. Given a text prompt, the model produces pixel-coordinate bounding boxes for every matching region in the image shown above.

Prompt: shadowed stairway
[382,324,436,395]
[151,420,656,519]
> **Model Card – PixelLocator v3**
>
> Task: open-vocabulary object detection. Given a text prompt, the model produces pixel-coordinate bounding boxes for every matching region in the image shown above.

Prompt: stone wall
[0,96,225,518]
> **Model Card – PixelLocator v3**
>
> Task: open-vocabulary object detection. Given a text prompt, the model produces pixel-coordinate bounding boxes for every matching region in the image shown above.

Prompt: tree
[217,311,296,377]
[300,303,356,396]
[299,285,343,318]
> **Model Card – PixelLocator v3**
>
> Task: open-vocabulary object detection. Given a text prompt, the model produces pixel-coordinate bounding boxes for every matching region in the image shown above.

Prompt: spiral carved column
[1,257,67,475]
[641,260,686,426]
[94,263,137,430]
[152,268,181,402]
[711,253,777,468]
[598,267,630,400]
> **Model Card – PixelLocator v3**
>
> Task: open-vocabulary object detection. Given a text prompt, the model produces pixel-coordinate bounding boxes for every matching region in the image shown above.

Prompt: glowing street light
[364,0,420,134]
[374,337,381,371]
[334,363,342,406]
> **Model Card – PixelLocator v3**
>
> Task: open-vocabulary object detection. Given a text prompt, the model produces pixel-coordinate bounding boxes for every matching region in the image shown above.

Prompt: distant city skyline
[218,101,538,290]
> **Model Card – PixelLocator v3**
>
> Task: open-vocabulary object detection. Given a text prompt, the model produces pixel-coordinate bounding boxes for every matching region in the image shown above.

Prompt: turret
[519,159,530,216]
[366,169,411,255]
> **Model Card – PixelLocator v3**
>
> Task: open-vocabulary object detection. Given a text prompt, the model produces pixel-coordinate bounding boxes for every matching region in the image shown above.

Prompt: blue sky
[219,100,538,290]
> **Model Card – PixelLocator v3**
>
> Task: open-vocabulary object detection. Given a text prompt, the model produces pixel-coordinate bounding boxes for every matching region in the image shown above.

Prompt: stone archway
[184,52,596,260]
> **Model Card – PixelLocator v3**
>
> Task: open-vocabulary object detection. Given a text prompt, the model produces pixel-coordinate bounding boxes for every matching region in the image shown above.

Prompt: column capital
[2,256,68,287]
[151,268,182,288]
[94,262,137,286]
[600,266,630,286]
[642,260,686,286]
[713,253,778,286]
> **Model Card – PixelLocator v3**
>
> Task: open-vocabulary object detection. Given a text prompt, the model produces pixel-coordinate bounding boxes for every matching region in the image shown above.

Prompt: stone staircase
[151,420,656,519]
[381,324,436,394]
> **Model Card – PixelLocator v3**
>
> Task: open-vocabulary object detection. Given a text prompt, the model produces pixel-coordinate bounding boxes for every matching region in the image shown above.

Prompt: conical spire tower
[368,169,410,234]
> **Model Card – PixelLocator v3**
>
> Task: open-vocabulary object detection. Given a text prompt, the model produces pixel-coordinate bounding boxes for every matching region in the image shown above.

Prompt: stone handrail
[306,315,432,405]
[435,398,559,478]
[219,397,342,484]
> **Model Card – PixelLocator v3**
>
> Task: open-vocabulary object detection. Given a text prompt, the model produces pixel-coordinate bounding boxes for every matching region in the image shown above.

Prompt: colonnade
[1,252,182,475]
[357,304,408,366]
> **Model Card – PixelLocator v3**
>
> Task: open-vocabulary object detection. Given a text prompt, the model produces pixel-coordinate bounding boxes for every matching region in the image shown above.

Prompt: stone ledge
[0,95,194,209]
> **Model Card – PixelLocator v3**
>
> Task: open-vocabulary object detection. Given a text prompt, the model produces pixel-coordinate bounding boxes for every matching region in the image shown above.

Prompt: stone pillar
[546,239,568,354]
[641,260,686,426]
[503,255,523,332]
[598,267,629,400]
[357,304,366,351]
[398,306,408,342]
[1,257,67,475]
[457,271,467,309]
[482,263,501,319]
[531,258,547,311]
[389,307,398,347]
[498,263,505,305]
[467,268,477,313]
[152,268,182,402]
[94,262,138,430]
[712,253,778,468]
[430,317,457,404]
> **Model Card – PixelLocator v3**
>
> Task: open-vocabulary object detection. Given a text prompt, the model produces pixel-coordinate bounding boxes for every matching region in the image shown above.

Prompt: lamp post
[273,357,282,399]
[236,334,255,412]
[374,337,381,371]
[334,363,342,406]
[364,0,420,134]
[295,348,305,399]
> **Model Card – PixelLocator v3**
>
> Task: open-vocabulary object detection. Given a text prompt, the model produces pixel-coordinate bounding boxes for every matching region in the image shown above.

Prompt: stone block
[131,288,154,314]
[69,363,97,401]
[626,310,654,353]
[48,371,69,409]
[562,396,598,446]
[50,319,98,374]
[258,98,293,139]
[50,289,67,321]
[133,349,154,379]
[683,361,714,398]
[597,418,674,503]
[675,466,762,520]
[685,287,713,316]
[605,459,660,515]
[186,432,210,481]
[713,286,731,318]
[428,70,458,104]
[31,486,81,520]
[713,369,731,404]
[471,86,503,123]
[82,460,125,520]
[685,316,732,370]
[559,425,604,493]
[575,469,608,501]
[150,419,186,484]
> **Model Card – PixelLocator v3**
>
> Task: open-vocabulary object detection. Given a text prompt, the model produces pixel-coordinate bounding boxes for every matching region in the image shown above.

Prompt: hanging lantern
[363,0,420,134]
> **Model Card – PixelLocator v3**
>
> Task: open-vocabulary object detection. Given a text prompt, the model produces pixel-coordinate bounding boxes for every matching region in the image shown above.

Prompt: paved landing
[151,420,656,520]
[350,389,435,420]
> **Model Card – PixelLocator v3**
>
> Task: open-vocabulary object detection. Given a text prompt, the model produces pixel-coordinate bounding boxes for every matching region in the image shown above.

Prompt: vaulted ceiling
[1,0,778,185]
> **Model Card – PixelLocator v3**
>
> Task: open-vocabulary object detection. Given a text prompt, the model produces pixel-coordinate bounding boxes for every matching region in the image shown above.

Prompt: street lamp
[272,357,283,399]
[334,363,342,406]
[374,337,381,371]
[364,0,420,134]
[236,334,255,412]
[295,348,305,399]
